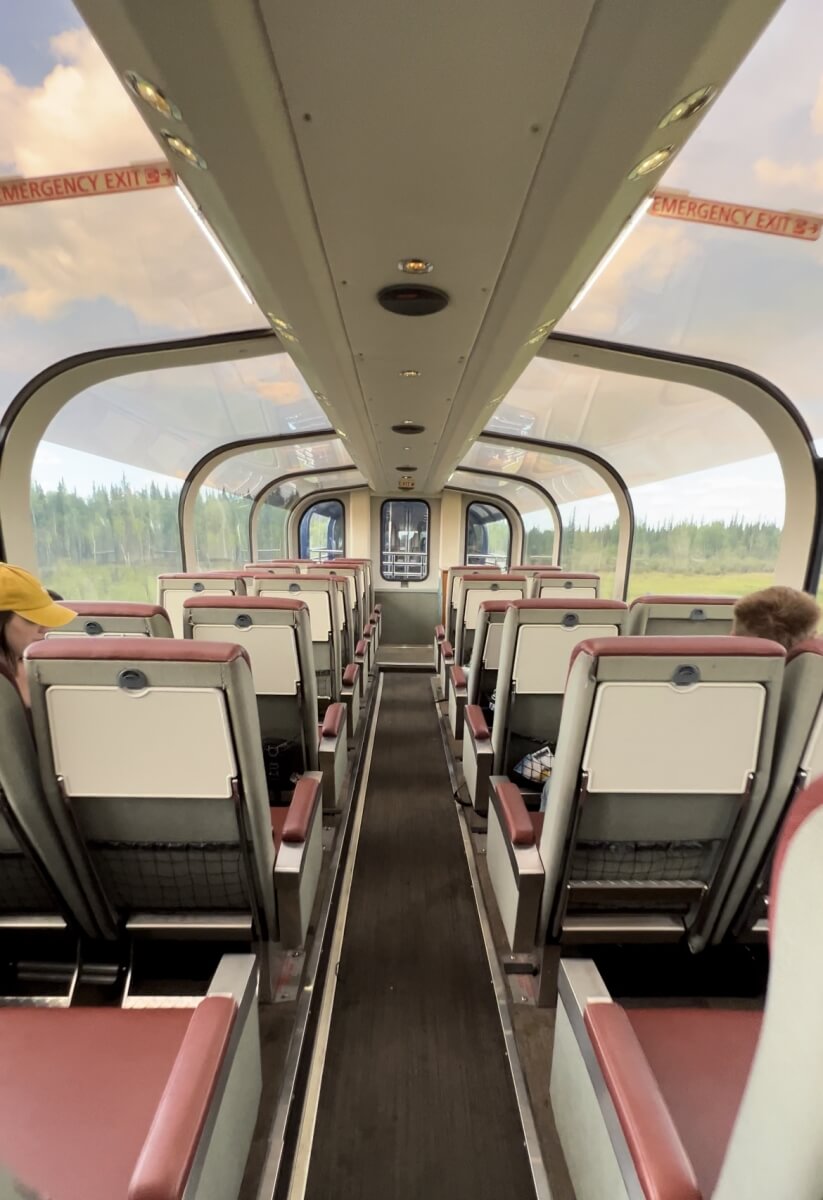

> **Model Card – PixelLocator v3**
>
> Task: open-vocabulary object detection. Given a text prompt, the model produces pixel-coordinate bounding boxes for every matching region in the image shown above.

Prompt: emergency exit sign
[0,161,175,207]
[650,188,822,241]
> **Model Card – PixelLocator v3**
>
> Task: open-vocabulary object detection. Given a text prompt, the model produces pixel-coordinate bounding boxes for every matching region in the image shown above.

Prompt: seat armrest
[465,704,490,741]
[129,997,236,1200]
[283,776,322,844]
[451,665,468,691]
[492,779,533,846]
[355,638,367,657]
[342,663,360,688]
[584,1003,700,1200]
[441,639,455,663]
[435,623,446,642]
[320,702,345,739]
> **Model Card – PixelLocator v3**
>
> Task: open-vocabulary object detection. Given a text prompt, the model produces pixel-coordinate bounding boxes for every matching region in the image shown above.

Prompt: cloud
[754,155,823,191]
[0,29,256,331]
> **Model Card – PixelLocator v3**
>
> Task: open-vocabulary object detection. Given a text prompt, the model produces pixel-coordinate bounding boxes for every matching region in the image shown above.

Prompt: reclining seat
[444,572,528,696]
[328,561,381,659]
[533,571,600,599]
[184,595,349,804]
[0,954,261,1200]
[448,599,513,742]
[307,563,363,671]
[627,593,737,636]
[49,601,173,639]
[26,638,326,952]
[483,635,784,955]
[462,600,628,813]
[436,566,503,675]
[244,559,310,571]
[0,665,102,952]
[711,637,823,946]
[157,572,247,638]
[550,776,823,1200]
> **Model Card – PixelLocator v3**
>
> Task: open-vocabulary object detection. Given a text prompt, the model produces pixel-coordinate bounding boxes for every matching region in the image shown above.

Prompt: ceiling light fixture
[397,258,433,274]
[658,85,716,128]
[161,130,207,169]
[125,72,180,120]
[399,369,421,378]
[268,315,293,334]
[628,146,674,180]
[391,421,425,435]
[527,320,557,346]
[335,428,347,439]
[569,197,651,312]
[176,185,254,304]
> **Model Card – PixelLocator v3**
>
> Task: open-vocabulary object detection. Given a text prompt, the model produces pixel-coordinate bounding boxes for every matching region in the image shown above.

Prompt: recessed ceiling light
[397,258,433,274]
[161,130,207,169]
[527,320,556,346]
[391,422,425,435]
[314,392,326,401]
[335,428,347,439]
[658,85,716,128]
[267,314,293,333]
[628,146,674,180]
[399,369,421,377]
[125,72,180,120]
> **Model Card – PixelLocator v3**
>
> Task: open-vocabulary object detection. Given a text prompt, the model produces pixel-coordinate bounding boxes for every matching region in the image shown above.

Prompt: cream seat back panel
[582,681,765,795]
[513,624,619,695]
[538,584,597,599]
[800,703,823,784]
[465,587,524,631]
[164,589,234,637]
[47,685,237,799]
[256,588,332,640]
[484,622,505,669]
[192,624,299,695]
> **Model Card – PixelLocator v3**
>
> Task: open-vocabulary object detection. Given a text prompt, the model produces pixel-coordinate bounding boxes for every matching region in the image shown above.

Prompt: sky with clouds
[1,0,822,530]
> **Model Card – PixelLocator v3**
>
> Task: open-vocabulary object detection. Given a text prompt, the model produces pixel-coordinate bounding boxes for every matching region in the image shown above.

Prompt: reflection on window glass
[193,490,251,570]
[299,500,345,561]
[31,444,182,600]
[381,500,430,581]
[255,488,292,562]
[465,502,510,568]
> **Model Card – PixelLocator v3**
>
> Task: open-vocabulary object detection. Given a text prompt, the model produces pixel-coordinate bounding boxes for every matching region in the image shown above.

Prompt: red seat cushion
[627,1008,762,1196]
[0,1008,194,1200]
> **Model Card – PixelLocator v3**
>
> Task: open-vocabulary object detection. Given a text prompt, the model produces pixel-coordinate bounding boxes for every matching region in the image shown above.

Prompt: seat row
[0,595,370,973]
[552,777,823,1200]
[474,625,823,969]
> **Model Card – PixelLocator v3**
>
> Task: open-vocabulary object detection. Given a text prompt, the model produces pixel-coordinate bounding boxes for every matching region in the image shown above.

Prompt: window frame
[380,498,431,582]
[297,496,346,561]
[463,500,512,570]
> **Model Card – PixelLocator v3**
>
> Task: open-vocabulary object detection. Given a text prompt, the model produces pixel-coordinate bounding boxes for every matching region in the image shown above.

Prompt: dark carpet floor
[305,672,536,1199]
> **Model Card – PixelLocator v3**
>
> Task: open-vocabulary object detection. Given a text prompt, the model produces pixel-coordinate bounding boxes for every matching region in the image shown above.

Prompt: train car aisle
[298,671,537,1199]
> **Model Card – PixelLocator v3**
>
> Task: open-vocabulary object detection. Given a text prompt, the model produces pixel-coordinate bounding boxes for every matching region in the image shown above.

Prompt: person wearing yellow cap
[0,564,75,706]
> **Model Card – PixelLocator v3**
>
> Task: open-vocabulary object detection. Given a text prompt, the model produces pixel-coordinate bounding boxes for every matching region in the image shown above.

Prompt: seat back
[712,778,823,1200]
[627,593,737,636]
[333,558,374,614]
[244,560,311,573]
[244,573,342,700]
[157,573,247,638]
[717,638,823,943]
[455,573,528,666]
[534,572,600,600]
[183,596,320,777]
[0,667,100,935]
[47,602,173,639]
[307,564,362,645]
[491,600,629,773]
[26,638,277,939]
[466,601,515,709]
[445,566,502,641]
[536,636,785,946]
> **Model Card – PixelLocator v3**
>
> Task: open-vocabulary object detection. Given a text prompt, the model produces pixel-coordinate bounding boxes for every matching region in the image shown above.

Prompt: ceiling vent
[378,285,449,316]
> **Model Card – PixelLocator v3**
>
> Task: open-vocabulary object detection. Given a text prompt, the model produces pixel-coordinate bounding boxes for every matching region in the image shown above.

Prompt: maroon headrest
[246,560,308,567]
[786,637,823,663]
[61,602,169,619]
[568,635,785,673]
[534,571,600,581]
[26,638,250,665]
[184,595,307,612]
[478,600,519,614]
[245,571,335,583]
[770,776,823,950]
[508,599,627,612]
[462,573,527,583]
[158,572,246,581]
[629,594,738,608]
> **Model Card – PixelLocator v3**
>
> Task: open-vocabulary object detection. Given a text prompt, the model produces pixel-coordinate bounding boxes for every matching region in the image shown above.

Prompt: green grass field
[42,561,779,606]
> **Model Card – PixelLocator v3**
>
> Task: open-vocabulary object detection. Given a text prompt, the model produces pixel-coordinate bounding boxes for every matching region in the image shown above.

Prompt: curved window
[299,499,345,561]
[465,502,511,568]
[381,500,430,581]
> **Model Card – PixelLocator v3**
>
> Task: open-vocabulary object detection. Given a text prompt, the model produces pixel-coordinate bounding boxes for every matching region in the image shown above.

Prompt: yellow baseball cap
[0,564,75,627]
